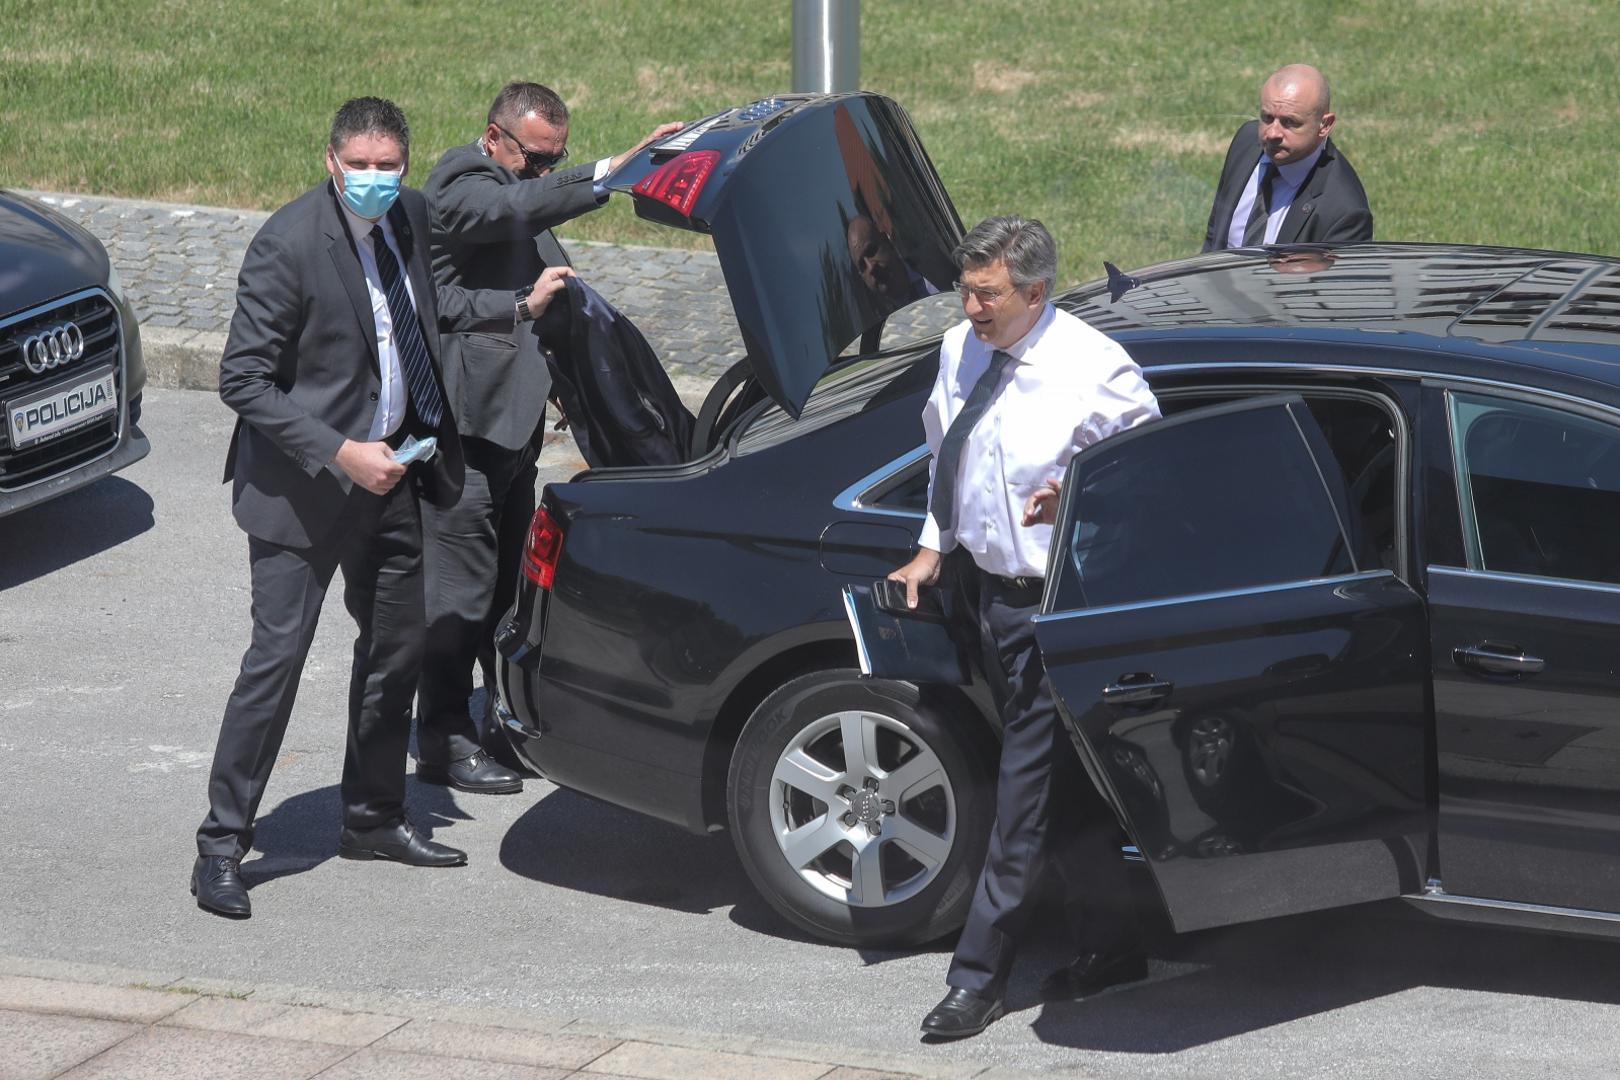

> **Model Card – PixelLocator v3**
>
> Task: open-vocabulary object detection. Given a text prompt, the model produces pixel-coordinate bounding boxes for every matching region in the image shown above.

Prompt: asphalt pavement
[5,195,1620,1079]
[10,387,1620,1080]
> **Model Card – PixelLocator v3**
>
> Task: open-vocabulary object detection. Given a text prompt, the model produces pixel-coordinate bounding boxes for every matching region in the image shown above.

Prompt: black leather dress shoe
[1040,949,1149,1000]
[417,750,523,794]
[191,856,251,918]
[920,987,1005,1040]
[338,821,467,867]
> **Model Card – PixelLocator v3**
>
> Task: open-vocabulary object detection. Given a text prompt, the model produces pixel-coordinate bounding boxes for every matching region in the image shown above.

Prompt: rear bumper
[494,605,714,836]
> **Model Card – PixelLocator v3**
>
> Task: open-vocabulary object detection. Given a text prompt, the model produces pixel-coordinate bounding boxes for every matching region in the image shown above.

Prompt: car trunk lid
[604,92,963,418]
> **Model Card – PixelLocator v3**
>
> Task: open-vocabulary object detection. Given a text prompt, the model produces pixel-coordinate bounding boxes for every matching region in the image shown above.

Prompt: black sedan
[495,92,1620,949]
[0,191,149,516]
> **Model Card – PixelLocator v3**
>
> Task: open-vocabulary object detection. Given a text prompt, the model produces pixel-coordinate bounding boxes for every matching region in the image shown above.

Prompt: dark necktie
[928,349,1013,532]
[369,224,444,430]
[1241,162,1280,247]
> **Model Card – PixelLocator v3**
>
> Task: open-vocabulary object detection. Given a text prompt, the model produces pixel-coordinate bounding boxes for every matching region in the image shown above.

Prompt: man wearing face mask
[414,83,682,795]
[192,97,570,918]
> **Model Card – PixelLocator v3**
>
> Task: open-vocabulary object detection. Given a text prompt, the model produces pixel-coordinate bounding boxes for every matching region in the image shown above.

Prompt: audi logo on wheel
[20,322,86,374]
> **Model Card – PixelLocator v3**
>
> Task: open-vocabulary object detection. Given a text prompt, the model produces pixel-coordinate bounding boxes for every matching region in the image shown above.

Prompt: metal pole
[791,0,860,93]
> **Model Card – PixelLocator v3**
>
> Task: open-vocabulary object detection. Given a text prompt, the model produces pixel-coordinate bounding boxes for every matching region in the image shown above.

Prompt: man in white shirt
[889,216,1160,1039]
[1202,63,1372,251]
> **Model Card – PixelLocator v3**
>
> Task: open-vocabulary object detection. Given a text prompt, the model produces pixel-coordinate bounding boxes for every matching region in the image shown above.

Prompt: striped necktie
[369,224,444,430]
[928,349,1013,532]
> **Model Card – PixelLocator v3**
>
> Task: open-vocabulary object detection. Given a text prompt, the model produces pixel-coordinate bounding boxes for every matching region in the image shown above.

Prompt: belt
[981,568,1042,591]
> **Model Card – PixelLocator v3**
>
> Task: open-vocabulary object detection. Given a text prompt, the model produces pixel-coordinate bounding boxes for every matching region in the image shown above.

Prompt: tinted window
[1450,392,1620,586]
[1059,399,1357,609]
[1163,392,1399,571]
[867,459,930,513]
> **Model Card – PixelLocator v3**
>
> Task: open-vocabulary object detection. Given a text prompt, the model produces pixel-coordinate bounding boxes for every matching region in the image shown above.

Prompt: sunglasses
[496,123,569,174]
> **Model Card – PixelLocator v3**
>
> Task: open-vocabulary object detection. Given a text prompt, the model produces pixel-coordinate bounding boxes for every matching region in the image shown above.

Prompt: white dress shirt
[919,304,1160,578]
[1225,142,1325,249]
[337,192,419,442]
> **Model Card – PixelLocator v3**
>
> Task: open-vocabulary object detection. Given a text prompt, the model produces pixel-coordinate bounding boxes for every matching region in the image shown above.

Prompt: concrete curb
[139,326,229,393]
[0,953,1072,1080]
[136,326,716,418]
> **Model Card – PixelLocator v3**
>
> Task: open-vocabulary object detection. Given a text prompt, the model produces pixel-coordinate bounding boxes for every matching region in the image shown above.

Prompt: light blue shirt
[1226,142,1326,249]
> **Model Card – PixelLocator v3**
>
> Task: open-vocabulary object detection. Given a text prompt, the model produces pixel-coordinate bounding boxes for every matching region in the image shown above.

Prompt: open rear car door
[1033,396,1431,933]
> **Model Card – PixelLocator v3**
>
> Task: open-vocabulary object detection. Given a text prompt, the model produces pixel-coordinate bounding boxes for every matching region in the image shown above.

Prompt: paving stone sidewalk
[0,957,1055,1080]
[26,190,962,395]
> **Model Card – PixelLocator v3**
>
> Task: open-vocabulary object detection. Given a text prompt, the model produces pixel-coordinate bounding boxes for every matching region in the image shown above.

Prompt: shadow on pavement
[242,780,472,889]
[1023,901,1620,1053]
[499,785,979,957]
[0,476,154,589]
[499,786,800,936]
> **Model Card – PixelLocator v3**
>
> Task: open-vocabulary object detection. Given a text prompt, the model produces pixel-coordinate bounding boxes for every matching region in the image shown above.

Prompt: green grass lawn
[2,0,1616,284]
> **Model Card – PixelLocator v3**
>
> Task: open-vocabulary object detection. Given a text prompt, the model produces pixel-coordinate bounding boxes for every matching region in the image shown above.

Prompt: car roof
[1058,244,1620,401]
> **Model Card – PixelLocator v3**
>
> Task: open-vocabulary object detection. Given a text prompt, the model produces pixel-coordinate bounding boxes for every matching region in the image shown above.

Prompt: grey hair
[952,215,1057,295]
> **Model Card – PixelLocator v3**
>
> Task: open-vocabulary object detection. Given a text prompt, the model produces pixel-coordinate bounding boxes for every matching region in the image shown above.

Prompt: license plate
[6,365,118,449]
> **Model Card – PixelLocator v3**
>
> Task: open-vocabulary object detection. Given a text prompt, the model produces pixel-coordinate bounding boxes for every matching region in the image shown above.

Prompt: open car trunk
[604,92,963,435]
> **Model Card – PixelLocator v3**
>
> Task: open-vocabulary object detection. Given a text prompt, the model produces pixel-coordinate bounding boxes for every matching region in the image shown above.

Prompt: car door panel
[1035,395,1429,933]
[1040,573,1428,932]
[1431,569,1620,912]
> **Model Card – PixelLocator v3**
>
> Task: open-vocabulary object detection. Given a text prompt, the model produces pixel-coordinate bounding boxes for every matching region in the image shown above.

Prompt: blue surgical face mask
[336,163,402,219]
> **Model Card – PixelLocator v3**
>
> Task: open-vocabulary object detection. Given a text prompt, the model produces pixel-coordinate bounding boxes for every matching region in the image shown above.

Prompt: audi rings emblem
[21,322,86,374]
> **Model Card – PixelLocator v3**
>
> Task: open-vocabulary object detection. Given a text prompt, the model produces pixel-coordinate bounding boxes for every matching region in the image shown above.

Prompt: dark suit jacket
[537,277,694,468]
[1202,120,1373,252]
[219,182,465,549]
[424,142,603,450]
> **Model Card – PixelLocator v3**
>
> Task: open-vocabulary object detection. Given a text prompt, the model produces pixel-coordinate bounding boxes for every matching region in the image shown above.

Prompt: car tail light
[521,507,564,590]
[631,150,720,217]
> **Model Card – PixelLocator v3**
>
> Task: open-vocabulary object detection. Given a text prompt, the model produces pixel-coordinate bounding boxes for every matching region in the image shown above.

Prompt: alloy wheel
[767,708,955,907]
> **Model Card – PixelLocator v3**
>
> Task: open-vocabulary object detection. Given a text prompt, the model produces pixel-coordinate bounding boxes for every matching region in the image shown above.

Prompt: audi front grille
[0,290,124,491]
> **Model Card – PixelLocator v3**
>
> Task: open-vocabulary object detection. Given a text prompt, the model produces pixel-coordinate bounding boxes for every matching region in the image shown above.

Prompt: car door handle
[1453,642,1546,677]
[1102,675,1173,705]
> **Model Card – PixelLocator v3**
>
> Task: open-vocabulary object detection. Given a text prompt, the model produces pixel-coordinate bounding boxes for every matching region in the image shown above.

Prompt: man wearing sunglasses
[416,83,681,795]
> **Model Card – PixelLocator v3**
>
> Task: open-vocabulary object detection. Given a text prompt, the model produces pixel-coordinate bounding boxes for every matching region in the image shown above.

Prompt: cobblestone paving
[28,190,962,383]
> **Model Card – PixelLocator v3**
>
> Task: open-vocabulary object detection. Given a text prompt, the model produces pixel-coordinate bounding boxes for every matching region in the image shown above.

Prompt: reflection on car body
[493,91,1620,948]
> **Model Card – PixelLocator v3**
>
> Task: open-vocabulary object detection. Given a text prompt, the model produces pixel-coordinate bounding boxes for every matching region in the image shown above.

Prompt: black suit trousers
[197,476,427,859]
[946,570,1139,997]
[417,435,539,762]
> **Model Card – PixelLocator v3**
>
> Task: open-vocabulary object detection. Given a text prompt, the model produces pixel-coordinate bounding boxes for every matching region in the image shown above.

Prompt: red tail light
[521,507,564,589]
[631,150,720,217]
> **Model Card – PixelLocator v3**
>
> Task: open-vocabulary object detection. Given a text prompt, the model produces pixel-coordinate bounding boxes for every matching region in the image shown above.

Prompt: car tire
[726,669,995,947]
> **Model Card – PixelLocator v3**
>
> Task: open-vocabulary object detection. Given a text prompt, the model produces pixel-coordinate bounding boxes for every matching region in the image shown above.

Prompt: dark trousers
[417,435,539,763]
[197,478,426,860]
[946,568,1139,997]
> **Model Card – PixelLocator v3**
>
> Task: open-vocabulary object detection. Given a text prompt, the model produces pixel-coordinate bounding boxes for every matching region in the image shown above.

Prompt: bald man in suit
[1203,64,1372,251]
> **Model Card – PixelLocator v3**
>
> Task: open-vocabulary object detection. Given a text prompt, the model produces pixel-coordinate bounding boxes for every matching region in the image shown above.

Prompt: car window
[1449,392,1620,586]
[1054,397,1367,611]
[1163,391,1400,572]
[866,457,929,513]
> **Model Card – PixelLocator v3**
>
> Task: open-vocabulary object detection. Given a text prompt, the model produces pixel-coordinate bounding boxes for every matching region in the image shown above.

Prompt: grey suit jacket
[424,142,604,450]
[219,182,467,549]
[1202,120,1373,252]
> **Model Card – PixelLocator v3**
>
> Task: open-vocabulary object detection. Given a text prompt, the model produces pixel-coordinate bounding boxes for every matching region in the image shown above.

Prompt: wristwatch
[515,285,534,322]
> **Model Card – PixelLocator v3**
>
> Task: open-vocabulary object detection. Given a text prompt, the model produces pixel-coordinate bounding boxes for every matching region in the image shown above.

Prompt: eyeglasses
[953,280,1015,306]
[496,123,569,173]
